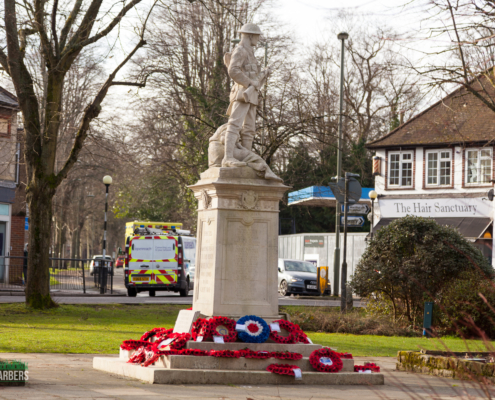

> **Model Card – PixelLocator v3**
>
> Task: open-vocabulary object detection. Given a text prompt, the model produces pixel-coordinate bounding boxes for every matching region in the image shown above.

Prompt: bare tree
[414,0,495,116]
[0,0,155,308]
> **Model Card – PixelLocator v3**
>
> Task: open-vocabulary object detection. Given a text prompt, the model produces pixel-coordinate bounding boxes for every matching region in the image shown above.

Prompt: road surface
[0,268,363,307]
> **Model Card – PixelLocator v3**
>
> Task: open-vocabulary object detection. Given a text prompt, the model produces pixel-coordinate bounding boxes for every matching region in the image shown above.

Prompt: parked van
[124,233,196,297]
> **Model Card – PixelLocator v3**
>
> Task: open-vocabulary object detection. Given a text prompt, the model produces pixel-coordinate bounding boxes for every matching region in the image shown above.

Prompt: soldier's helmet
[239,23,262,35]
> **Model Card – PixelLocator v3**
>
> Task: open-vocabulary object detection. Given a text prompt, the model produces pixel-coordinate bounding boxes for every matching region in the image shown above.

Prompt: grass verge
[0,303,492,356]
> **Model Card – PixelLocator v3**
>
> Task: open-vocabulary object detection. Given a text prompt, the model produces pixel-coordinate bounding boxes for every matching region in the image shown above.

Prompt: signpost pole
[341,172,350,312]
[333,32,349,297]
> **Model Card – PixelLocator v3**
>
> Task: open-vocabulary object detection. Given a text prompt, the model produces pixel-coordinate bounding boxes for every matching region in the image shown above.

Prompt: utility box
[423,302,434,338]
[317,266,329,296]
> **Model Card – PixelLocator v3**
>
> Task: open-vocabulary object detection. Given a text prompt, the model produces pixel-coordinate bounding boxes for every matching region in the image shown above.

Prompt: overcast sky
[275,0,423,44]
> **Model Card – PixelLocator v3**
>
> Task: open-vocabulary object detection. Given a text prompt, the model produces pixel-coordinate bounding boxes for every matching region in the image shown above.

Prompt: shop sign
[379,198,493,218]
[304,236,324,247]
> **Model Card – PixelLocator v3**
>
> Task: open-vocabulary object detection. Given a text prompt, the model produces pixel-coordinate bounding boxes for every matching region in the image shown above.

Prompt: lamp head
[103,175,113,185]
[337,32,349,41]
[369,190,378,200]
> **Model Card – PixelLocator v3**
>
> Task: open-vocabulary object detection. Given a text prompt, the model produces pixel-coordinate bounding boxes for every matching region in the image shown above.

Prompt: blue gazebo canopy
[288,186,375,208]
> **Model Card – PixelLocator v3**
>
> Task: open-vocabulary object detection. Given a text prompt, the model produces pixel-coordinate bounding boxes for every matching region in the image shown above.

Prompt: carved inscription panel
[222,219,269,305]
[196,219,215,302]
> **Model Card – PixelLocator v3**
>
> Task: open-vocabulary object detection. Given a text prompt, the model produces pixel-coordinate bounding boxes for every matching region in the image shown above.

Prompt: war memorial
[93,23,384,386]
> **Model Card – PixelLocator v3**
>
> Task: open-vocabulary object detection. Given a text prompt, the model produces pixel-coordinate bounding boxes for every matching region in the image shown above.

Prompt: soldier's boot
[241,136,254,151]
[222,132,247,167]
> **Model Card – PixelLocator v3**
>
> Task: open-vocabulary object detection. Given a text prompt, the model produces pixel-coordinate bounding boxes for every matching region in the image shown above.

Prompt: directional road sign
[341,216,365,227]
[341,204,370,214]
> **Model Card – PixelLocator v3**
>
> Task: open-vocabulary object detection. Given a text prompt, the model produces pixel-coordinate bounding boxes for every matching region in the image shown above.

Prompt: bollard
[423,302,434,338]
[346,284,353,311]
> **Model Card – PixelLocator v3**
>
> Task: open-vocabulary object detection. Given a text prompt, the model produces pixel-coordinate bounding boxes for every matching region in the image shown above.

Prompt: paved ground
[0,353,492,399]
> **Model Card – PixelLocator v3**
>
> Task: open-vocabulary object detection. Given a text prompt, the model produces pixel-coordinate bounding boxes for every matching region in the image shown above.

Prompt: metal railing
[0,256,113,294]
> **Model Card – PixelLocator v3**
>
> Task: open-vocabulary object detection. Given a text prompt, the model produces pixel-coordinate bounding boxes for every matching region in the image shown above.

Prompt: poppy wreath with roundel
[354,363,380,372]
[209,350,241,358]
[271,351,303,361]
[266,363,300,376]
[191,318,211,341]
[309,348,343,373]
[269,320,302,344]
[237,315,270,343]
[208,316,237,342]
[120,339,152,351]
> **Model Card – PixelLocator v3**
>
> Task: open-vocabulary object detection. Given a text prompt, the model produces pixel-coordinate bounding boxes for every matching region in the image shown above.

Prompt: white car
[89,255,114,276]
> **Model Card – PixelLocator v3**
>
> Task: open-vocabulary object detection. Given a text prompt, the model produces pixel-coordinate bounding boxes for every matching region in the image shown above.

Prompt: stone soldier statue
[222,23,270,168]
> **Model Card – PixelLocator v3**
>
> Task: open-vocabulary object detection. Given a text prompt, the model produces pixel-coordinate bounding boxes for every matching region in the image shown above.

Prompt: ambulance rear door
[128,237,154,286]
[152,236,179,286]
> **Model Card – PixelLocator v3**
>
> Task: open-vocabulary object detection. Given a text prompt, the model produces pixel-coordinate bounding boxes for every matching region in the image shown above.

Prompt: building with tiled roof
[366,78,495,266]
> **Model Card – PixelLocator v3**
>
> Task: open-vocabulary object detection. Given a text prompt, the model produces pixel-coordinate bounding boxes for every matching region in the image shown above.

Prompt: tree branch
[55,39,146,186]
[59,0,83,51]
[79,0,143,48]
[51,0,60,59]
[0,48,9,74]
[33,0,55,67]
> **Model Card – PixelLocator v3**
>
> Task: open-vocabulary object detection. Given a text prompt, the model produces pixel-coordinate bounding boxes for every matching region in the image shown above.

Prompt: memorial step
[185,341,328,357]
[158,354,354,372]
[93,357,383,385]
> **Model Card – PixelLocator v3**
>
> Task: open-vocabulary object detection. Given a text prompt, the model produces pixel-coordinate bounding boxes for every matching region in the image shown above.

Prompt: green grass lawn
[0,303,492,356]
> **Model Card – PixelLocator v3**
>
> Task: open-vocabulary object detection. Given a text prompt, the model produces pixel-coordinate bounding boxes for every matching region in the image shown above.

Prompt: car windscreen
[284,261,317,273]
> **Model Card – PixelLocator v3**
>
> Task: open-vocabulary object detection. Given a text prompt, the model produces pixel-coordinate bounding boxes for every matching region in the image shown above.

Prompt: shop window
[466,148,493,185]
[388,151,413,188]
[426,150,452,186]
[0,204,9,215]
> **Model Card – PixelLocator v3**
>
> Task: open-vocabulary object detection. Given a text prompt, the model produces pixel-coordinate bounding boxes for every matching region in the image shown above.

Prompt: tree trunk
[71,228,77,269]
[26,187,56,308]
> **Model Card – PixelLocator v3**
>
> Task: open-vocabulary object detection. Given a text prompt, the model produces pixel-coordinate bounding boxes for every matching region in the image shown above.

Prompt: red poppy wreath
[271,351,303,361]
[309,348,343,373]
[208,316,237,342]
[266,363,301,376]
[269,320,302,344]
[191,318,210,341]
[355,362,380,373]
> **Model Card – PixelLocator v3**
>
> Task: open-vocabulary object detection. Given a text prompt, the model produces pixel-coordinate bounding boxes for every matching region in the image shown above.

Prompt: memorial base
[93,343,384,385]
[189,167,289,318]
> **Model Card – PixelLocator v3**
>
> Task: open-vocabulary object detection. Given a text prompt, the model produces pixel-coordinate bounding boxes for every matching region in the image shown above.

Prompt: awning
[372,217,492,240]
[288,186,376,208]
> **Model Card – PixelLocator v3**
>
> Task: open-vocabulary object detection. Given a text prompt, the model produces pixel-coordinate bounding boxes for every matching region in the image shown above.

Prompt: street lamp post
[333,32,349,297]
[100,175,112,294]
[369,190,377,239]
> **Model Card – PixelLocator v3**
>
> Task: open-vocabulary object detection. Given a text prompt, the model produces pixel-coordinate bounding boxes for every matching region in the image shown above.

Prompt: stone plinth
[93,357,384,385]
[189,167,289,318]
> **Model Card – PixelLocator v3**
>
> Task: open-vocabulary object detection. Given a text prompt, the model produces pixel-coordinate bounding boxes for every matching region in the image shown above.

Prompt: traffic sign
[329,176,362,204]
[341,216,365,227]
[341,204,370,214]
